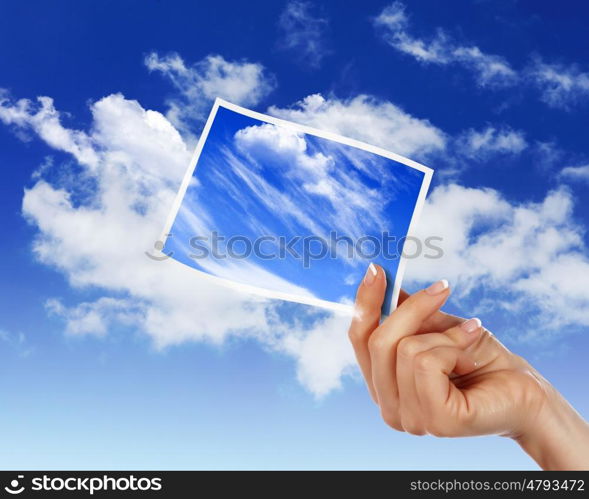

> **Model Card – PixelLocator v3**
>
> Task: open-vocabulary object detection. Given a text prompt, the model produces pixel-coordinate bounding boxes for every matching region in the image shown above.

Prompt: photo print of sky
[163,102,430,312]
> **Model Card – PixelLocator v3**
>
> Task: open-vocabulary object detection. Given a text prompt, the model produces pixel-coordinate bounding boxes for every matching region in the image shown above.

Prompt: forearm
[515,385,589,470]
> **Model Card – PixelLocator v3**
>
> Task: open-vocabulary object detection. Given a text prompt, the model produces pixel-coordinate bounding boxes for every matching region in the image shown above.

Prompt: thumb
[348,263,387,403]
[350,263,386,336]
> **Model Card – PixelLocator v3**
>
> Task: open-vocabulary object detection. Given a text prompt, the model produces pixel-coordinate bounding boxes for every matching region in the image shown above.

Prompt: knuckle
[414,351,437,372]
[367,331,387,353]
[397,336,421,359]
[444,328,462,345]
[347,326,365,345]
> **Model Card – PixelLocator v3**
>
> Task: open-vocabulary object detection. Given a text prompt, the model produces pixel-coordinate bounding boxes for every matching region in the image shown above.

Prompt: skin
[348,264,589,470]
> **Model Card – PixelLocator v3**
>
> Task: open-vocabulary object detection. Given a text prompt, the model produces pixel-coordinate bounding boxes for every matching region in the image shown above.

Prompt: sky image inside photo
[160,99,433,315]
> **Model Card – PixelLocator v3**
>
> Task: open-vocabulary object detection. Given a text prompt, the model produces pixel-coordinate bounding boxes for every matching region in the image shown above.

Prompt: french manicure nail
[364,263,377,286]
[461,318,482,334]
[424,279,449,295]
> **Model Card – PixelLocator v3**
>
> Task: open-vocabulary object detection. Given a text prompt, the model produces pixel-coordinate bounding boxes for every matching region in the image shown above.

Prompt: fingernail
[461,318,482,334]
[424,279,449,295]
[364,263,378,286]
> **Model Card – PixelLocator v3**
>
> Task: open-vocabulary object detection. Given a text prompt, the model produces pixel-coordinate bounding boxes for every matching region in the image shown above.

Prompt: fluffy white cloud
[2,89,357,397]
[277,1,330,69]
[268,93,446,159]
[560,164,589,182]
[527,59,589,110]
[276,311,356,396]
[145,52,276,136]
[373,2,517,87]
[407,184,589,333]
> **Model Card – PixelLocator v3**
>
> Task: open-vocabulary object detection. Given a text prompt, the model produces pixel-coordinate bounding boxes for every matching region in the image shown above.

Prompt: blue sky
[164,104,426,310]
[0,0,588,470]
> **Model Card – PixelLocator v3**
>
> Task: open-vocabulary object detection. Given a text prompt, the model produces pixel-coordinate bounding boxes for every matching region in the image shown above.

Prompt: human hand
[348,264,589,470]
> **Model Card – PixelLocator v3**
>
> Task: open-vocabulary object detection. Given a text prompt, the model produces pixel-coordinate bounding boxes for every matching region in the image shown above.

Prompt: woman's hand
[348,263,589,470]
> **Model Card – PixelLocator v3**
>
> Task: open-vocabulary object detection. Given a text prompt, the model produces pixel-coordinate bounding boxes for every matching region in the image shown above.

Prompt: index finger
[398,288,464,333]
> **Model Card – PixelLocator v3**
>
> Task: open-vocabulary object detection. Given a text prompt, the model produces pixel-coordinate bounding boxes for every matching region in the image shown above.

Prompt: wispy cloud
[526,58,589,110]
[0,328,33,358]
[233,122,387,240]
[374,2,589,111]
[454,126,528,159]
[559,164,589,183]
[373,2,517,87]
[145,52,276,137]
[46,297,147,337]
[276,1,331,69]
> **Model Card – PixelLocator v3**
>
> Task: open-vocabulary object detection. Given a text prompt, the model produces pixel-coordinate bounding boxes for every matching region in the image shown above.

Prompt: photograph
[161,99,432,314]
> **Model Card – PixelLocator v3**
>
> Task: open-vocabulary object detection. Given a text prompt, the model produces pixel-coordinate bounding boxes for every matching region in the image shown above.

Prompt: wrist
[514,379,589,470]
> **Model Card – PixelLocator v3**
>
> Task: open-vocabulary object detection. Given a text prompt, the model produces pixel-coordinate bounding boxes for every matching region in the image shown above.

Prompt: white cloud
[527,59,589,109]
[268,93,446,159]
[559,164,589,182]
[145,52,276,136]
[277,1,330,69]
[0,93,99,167]
[233,122,385,240]
[374,3,589,112]
[2,89,355,397]
[407,184,589,334]
[46,297,145,336]
[455,126,528,159]
[373,2,518,87]
[277,311,357,397]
